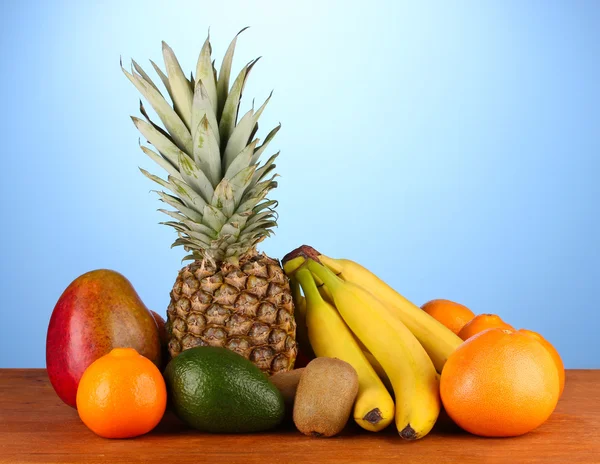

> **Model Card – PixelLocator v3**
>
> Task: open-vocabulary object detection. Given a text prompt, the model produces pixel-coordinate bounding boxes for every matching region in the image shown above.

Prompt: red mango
[46,269,161,407]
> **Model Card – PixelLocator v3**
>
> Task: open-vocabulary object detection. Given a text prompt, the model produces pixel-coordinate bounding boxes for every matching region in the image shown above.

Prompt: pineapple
[122,31,296,375]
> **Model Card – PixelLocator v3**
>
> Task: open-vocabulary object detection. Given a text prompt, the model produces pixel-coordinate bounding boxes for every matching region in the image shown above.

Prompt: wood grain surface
[0,369,598,463]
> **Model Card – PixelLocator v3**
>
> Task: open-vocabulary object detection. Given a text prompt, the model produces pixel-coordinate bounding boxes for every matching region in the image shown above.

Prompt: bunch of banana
[282,245,463,440]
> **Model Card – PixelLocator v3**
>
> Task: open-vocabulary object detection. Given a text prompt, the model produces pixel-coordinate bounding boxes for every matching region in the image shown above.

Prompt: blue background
[1,1,598,368]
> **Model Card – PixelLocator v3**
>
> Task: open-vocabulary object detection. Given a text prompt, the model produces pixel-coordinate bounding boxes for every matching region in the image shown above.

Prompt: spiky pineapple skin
[167,251,297,375]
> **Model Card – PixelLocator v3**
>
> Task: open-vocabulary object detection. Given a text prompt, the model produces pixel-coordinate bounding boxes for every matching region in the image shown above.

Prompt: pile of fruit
[45,31,564,441]
[282,246,564,438]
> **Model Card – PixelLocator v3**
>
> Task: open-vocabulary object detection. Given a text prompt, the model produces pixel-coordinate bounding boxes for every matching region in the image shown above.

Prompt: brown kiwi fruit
[270,368,305,408]
[293,357,359,437]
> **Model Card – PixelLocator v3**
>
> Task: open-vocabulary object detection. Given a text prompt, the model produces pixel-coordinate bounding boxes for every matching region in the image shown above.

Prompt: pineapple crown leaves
[122,29,280,265]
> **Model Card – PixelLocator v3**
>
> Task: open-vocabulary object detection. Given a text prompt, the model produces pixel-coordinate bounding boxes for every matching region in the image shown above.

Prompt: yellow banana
[317,283,335,305]
[319,254,462,372]
[290,275,306,318]
[349,334,392,391]
[289,276,315,361]
[307,259,440,440]
[295,267,394,432]
[362,350,392,392]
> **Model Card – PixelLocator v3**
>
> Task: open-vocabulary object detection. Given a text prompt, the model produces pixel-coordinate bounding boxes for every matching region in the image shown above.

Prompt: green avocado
[164,346,285,433]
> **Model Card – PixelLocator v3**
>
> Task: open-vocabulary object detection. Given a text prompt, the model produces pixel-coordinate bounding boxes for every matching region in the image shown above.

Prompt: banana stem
[295,268,325,307]
[318,254,344,274]
[306,259,343,292]
[283,255,306,276]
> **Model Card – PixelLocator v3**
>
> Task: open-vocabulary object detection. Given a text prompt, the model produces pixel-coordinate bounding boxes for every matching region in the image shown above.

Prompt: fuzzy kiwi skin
[293,358,359,437]
[270,368,305,408]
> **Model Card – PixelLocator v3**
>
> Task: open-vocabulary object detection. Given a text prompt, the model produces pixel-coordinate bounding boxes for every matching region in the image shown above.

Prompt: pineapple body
[168,252,296,374]
[124,31,296,373]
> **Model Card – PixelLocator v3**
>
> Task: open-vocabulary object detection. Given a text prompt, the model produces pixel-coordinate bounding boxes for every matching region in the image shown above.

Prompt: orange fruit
[458,313,514,340]
[76,348,167,438]
[519,329,565,397]
[440,328,560,437]
[421,299,476,335]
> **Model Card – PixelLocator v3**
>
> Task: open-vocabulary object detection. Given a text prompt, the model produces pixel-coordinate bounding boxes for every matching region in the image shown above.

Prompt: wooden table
[0,369,598,463]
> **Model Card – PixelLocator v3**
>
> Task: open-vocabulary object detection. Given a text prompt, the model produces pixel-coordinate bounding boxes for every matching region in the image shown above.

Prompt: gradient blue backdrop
[1,1,598,368]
